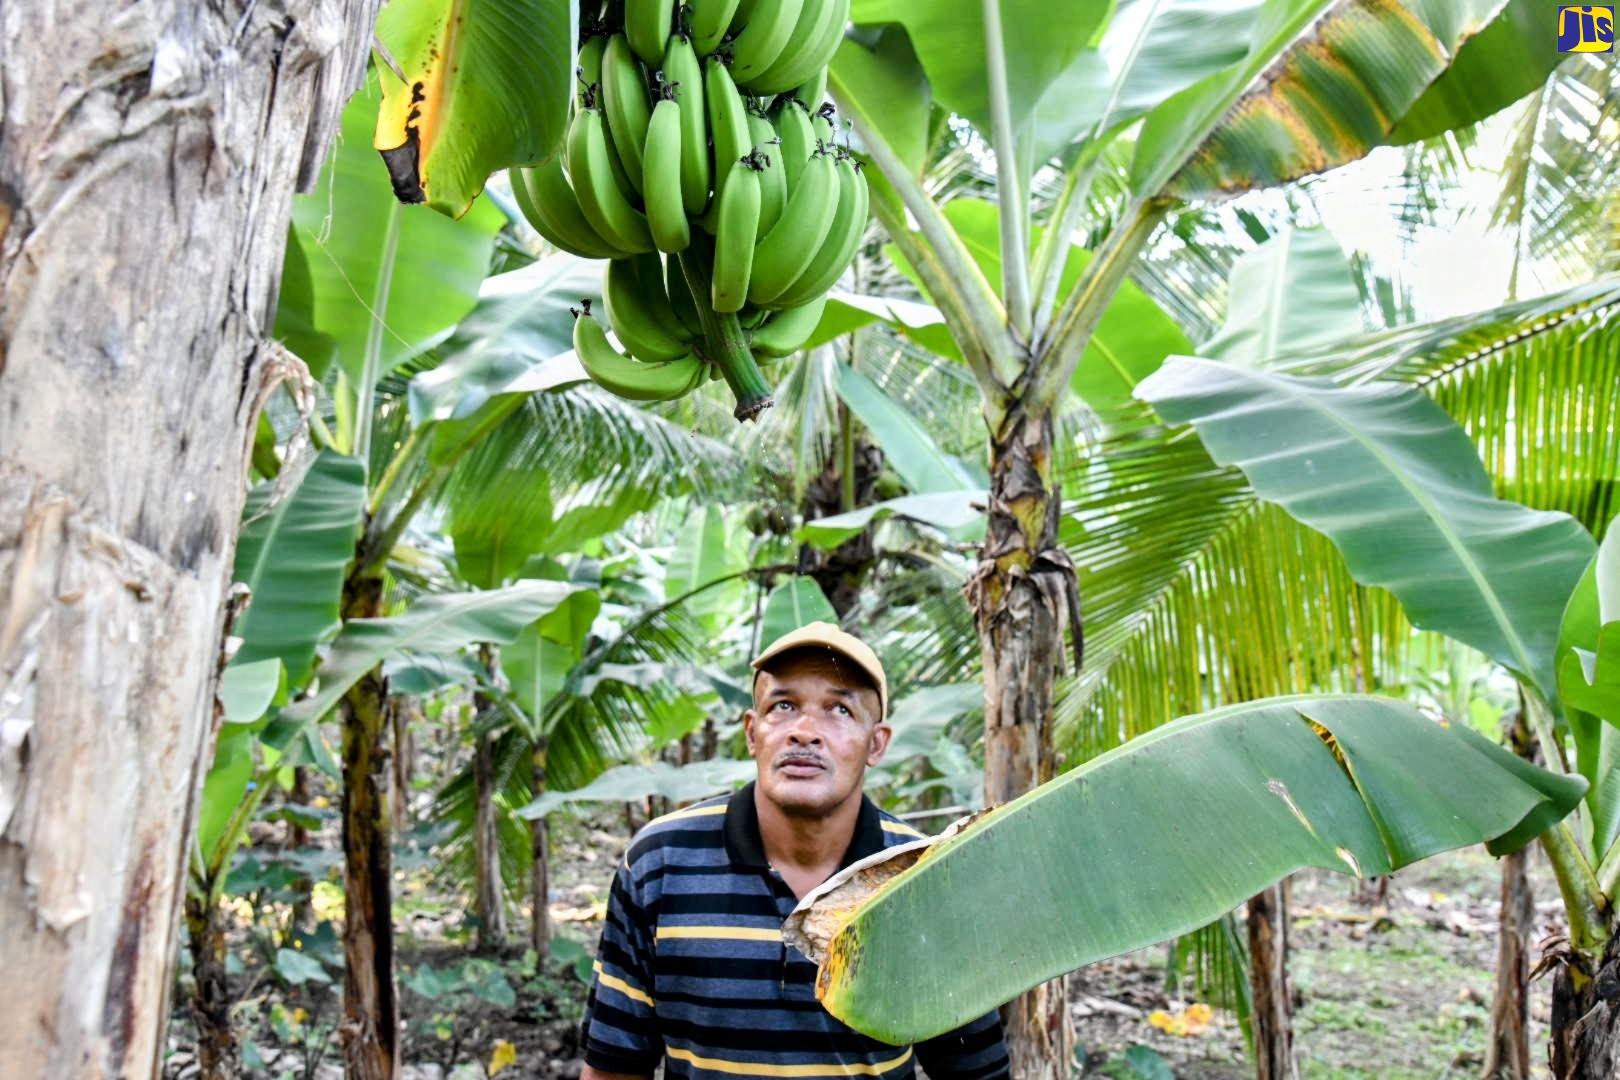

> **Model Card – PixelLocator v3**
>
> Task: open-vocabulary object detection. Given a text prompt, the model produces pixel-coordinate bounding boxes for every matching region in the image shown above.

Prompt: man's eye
[834,704,851,716]
[773,700,794,711]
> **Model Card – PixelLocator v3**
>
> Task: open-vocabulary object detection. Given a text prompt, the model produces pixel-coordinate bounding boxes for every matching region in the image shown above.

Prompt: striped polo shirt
[582,782,1010,1080]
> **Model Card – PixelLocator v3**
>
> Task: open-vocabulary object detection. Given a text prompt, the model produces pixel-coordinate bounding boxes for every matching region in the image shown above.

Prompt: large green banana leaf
[407,253,599,436]
[374,0,575,218]
[847,0,1110,171]
[1135,358,1596,701]
[796,491,987,550]
[1130,0,1527,201]
[789,694,1586,1044]
[228,451,367,689]
[279,580,579,727]
[516,760,756,819]
[274,78,503,384]
[665,505,749,634]
[835,365,981,495]
[759,580,840,647]
[1198,227,1362,365]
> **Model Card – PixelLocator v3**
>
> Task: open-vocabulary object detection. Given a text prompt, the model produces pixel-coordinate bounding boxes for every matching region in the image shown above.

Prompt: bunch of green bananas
[509,0,867,421]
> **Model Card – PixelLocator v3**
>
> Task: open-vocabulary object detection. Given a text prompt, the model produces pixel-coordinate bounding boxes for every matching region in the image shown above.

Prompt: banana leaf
[274,77,503,384]
[1130,0,1526,200]
[787,694,1586,1044]
[279,580,580,728]
[759,579,839,646]
[1135,357,1596,701]
[795,491,987,550]
[1198,227,1362,366]
[228,451,367,689]
[374,0,576,217]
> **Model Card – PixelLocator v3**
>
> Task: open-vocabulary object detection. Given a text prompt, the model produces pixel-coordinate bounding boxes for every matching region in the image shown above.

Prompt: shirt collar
[723,780,887,871]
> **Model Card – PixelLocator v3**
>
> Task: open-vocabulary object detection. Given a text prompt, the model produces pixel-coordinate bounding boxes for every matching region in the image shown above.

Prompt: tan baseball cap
[750,621,888,720]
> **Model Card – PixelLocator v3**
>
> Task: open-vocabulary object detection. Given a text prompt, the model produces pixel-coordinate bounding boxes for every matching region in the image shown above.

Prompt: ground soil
[164,812,1566,1080]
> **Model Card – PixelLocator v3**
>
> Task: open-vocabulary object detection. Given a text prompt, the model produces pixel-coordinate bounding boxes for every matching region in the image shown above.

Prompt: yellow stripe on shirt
[592,960,655,1008]
[656,925,783,942]
[665,1045,915,1077]
[881,820,925,838]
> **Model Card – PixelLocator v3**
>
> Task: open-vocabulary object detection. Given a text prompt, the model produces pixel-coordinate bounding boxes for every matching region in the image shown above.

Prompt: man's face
[744,649,891,820]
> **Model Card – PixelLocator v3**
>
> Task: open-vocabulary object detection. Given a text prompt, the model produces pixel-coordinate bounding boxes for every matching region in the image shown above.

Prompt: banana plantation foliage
[2,0,1618,1079]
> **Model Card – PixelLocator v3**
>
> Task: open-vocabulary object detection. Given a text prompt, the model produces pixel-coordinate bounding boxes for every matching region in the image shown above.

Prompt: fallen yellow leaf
[1148,1010,1176,1032]
[489,1038,518,1076]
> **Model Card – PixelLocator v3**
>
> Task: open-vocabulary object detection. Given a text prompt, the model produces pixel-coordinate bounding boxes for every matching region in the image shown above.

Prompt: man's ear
[743,709,759,757]
[866,721,892,766]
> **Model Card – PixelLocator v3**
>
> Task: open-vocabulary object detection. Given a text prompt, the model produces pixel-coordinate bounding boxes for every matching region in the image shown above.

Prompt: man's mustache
[774,751,828,769]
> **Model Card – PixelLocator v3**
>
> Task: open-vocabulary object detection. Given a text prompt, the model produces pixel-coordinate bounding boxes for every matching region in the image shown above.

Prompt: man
[579,622,1011,1080]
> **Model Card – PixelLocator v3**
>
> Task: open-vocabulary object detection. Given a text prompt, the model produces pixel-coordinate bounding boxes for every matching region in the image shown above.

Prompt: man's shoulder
[622,789,735,866]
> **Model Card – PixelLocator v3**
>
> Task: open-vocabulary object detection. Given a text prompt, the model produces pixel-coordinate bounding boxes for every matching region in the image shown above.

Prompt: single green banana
[567,100,657,253]
[727,0,803,87]
[747,148,838,306]
[770,98,816,191]
[711,160,762,312]
[747,112,784,238]
[660,34,711,216]
[624,0,676,66]
[688,0,743,56]
[665,246,707,338]
[748,292,828,357]
[574,312,708,402]
[794,67,828,113]
[704,57,752,203]
[642,96,691,253]
[576,34,609,109]
[604,256,695,361]
[601,35,654,195]
[809,102,837,148]
[769,153,867,309]
[511,159,629,260]
[632,250,698,343]
[745,0,847,95]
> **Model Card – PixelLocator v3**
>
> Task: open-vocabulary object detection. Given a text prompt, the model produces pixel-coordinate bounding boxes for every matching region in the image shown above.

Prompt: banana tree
[819,1,1564,1071]
[784,310,1611,1033]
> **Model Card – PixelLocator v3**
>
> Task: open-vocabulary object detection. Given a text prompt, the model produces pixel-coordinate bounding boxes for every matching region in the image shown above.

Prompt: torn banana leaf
[374,0,576,218]
[786,694,1584,1045]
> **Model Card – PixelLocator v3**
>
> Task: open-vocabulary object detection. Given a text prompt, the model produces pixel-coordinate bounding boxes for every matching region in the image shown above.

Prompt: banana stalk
[679,242,774,421]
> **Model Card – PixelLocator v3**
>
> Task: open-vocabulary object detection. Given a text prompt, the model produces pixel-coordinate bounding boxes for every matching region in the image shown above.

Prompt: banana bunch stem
[679,245,774,420]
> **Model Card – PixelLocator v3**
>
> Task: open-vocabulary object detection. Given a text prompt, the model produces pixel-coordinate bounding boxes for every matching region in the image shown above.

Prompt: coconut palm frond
[1054,415,1409,762]
[427,726,541,901]
[853,549,980,691]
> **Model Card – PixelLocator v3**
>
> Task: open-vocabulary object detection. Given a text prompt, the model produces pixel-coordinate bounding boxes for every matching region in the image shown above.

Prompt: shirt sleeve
[913,1008,1011,1080]
[580,856,662,1075]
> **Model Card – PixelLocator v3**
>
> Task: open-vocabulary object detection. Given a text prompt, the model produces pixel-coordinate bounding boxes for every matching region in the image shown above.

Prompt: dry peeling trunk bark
[1485,712,1538,1080]
[0,2,369,1076]
[183,891,239,1080]
[966,410,1075,1080]
[1248,882,1299,1080]
[339,571,400,1080]
[1549,931,1620,1079]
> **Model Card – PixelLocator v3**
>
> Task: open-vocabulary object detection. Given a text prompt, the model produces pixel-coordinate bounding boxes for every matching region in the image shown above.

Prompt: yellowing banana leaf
[1135,358,1595,701]
[276,78,503,384]
[1131,0,1519,200]
[788,694,1585,1044]
[374,0,576,218]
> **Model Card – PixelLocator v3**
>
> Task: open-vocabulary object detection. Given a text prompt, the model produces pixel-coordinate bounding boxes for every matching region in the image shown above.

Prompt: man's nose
[787,715,824,744]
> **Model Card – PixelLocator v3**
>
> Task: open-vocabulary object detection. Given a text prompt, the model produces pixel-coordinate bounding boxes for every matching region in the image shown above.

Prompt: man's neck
[753,786,863,896]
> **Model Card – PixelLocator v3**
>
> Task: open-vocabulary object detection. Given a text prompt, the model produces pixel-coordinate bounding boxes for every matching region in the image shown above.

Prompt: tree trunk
[1483,847,1534,1079]
[390,695,417,836]
[473,729,507,953]
[340,573,399,1080]
[0,3,370,1075]
[531,738,551,959]
[1485,710,1538,1080]
[967,410,1075,1080]
[184,890,240,1080]
[1248,882,1299,1080]
[287,766,315,934]
[1549,930,1620,1078]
